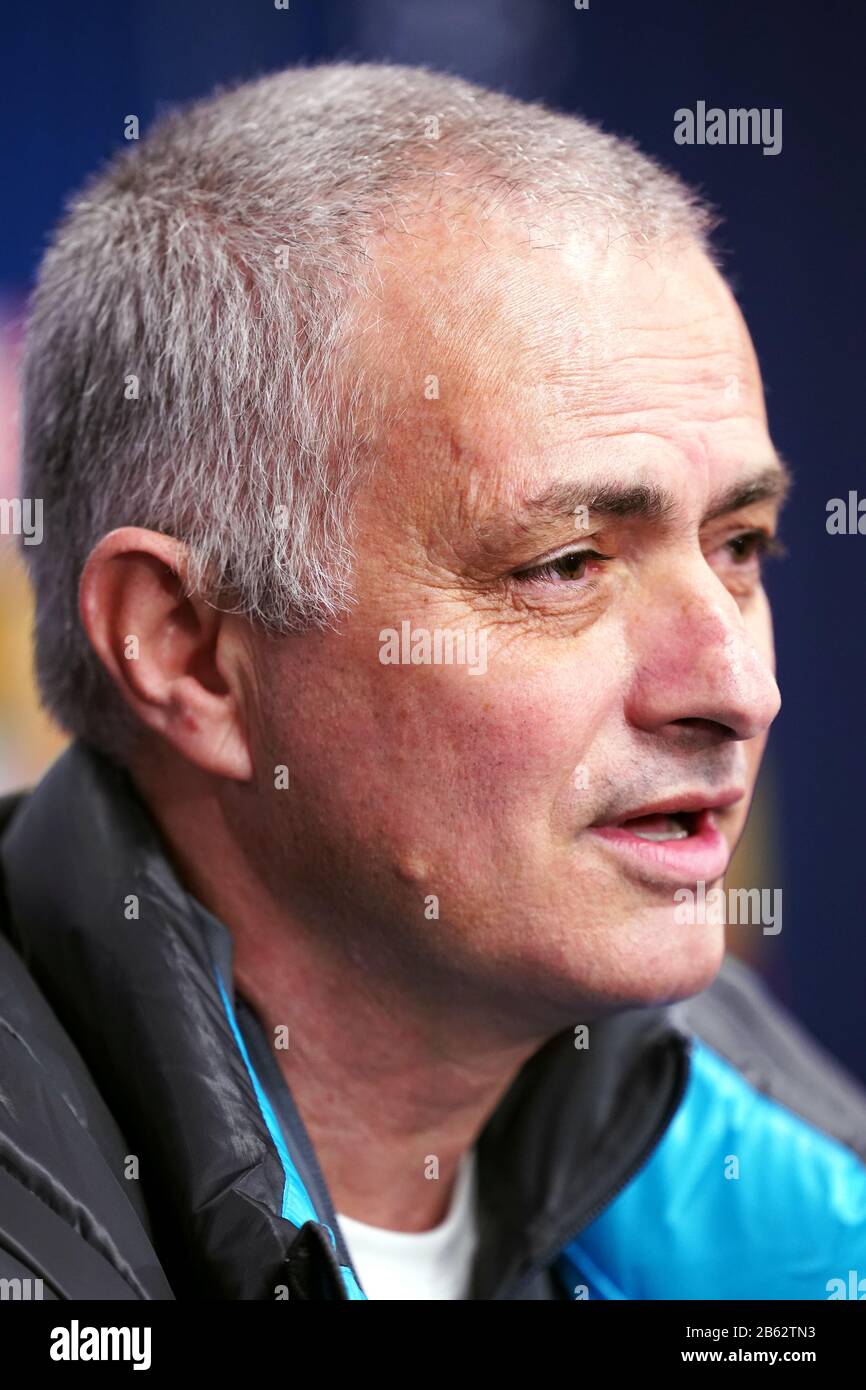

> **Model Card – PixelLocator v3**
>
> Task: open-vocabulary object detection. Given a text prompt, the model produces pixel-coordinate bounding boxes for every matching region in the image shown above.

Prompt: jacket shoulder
[675,952,866,1161]
[0,811,173,1298]
[560,954,866,1298]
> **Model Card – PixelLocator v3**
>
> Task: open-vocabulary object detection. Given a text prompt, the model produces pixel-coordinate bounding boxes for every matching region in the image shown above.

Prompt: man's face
[242,221,784,1026]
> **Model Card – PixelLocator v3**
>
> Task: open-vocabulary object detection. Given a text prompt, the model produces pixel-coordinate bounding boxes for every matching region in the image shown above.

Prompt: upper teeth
[632,815,690,842]
[633,827,689,841]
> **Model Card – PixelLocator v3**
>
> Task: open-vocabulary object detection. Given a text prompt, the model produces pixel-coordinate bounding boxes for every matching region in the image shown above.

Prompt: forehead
[352,216,772,528]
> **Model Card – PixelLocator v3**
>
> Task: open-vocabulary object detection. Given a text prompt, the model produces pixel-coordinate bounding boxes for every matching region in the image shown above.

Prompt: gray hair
[18,60,717,762]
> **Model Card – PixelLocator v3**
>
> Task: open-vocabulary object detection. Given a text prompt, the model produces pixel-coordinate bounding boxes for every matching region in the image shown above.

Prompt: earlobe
[78,527,254,782]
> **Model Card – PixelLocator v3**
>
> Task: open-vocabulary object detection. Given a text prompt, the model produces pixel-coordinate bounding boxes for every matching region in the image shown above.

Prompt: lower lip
[589,809,731,885]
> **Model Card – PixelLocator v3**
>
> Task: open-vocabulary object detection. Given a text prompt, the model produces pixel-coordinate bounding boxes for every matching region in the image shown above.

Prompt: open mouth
[588,797,742,885]
[613,810,699,842]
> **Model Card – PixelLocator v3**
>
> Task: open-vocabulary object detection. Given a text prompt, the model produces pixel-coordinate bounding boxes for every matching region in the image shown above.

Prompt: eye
[722,530,785,565]
[512,547,611,585]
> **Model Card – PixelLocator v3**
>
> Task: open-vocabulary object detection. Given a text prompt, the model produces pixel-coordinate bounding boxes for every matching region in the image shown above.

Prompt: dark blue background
[3,0,863,1080]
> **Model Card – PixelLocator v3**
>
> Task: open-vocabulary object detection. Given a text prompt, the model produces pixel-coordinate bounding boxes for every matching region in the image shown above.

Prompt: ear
[79,527,254,781]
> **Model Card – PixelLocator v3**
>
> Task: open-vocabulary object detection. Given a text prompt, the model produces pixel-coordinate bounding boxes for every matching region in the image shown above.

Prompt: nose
[625,562,781,743]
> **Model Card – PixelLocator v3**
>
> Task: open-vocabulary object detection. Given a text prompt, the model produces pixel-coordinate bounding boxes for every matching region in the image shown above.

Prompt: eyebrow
[701,463,793,522]
[486,458,792,542]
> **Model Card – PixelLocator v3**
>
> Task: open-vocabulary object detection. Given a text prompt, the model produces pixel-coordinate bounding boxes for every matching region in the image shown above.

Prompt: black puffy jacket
[1,741,865,1300]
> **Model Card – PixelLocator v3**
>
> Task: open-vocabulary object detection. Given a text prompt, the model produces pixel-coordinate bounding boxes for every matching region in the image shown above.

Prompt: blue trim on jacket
[214,967,367,1300]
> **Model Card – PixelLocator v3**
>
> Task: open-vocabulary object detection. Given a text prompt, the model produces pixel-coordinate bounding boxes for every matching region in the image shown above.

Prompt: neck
[133,761,543,1232]
[232,927,533,1229]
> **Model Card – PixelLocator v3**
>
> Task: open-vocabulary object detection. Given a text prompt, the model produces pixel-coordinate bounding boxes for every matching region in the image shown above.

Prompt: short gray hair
[19,60,717,761]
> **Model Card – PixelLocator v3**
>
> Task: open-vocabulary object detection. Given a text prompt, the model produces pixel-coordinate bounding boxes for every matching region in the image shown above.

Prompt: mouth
[588,791,745,886]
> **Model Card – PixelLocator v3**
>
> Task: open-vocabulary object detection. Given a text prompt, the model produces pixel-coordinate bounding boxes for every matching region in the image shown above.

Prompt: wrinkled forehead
[351,215,769,532]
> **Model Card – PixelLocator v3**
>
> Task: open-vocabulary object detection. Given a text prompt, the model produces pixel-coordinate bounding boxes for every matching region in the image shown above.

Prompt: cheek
[408,639,622,818]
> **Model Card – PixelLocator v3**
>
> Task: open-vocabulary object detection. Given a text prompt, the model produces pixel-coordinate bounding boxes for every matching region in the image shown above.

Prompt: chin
[566,909,728,1014]
[628,921,727,1008]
